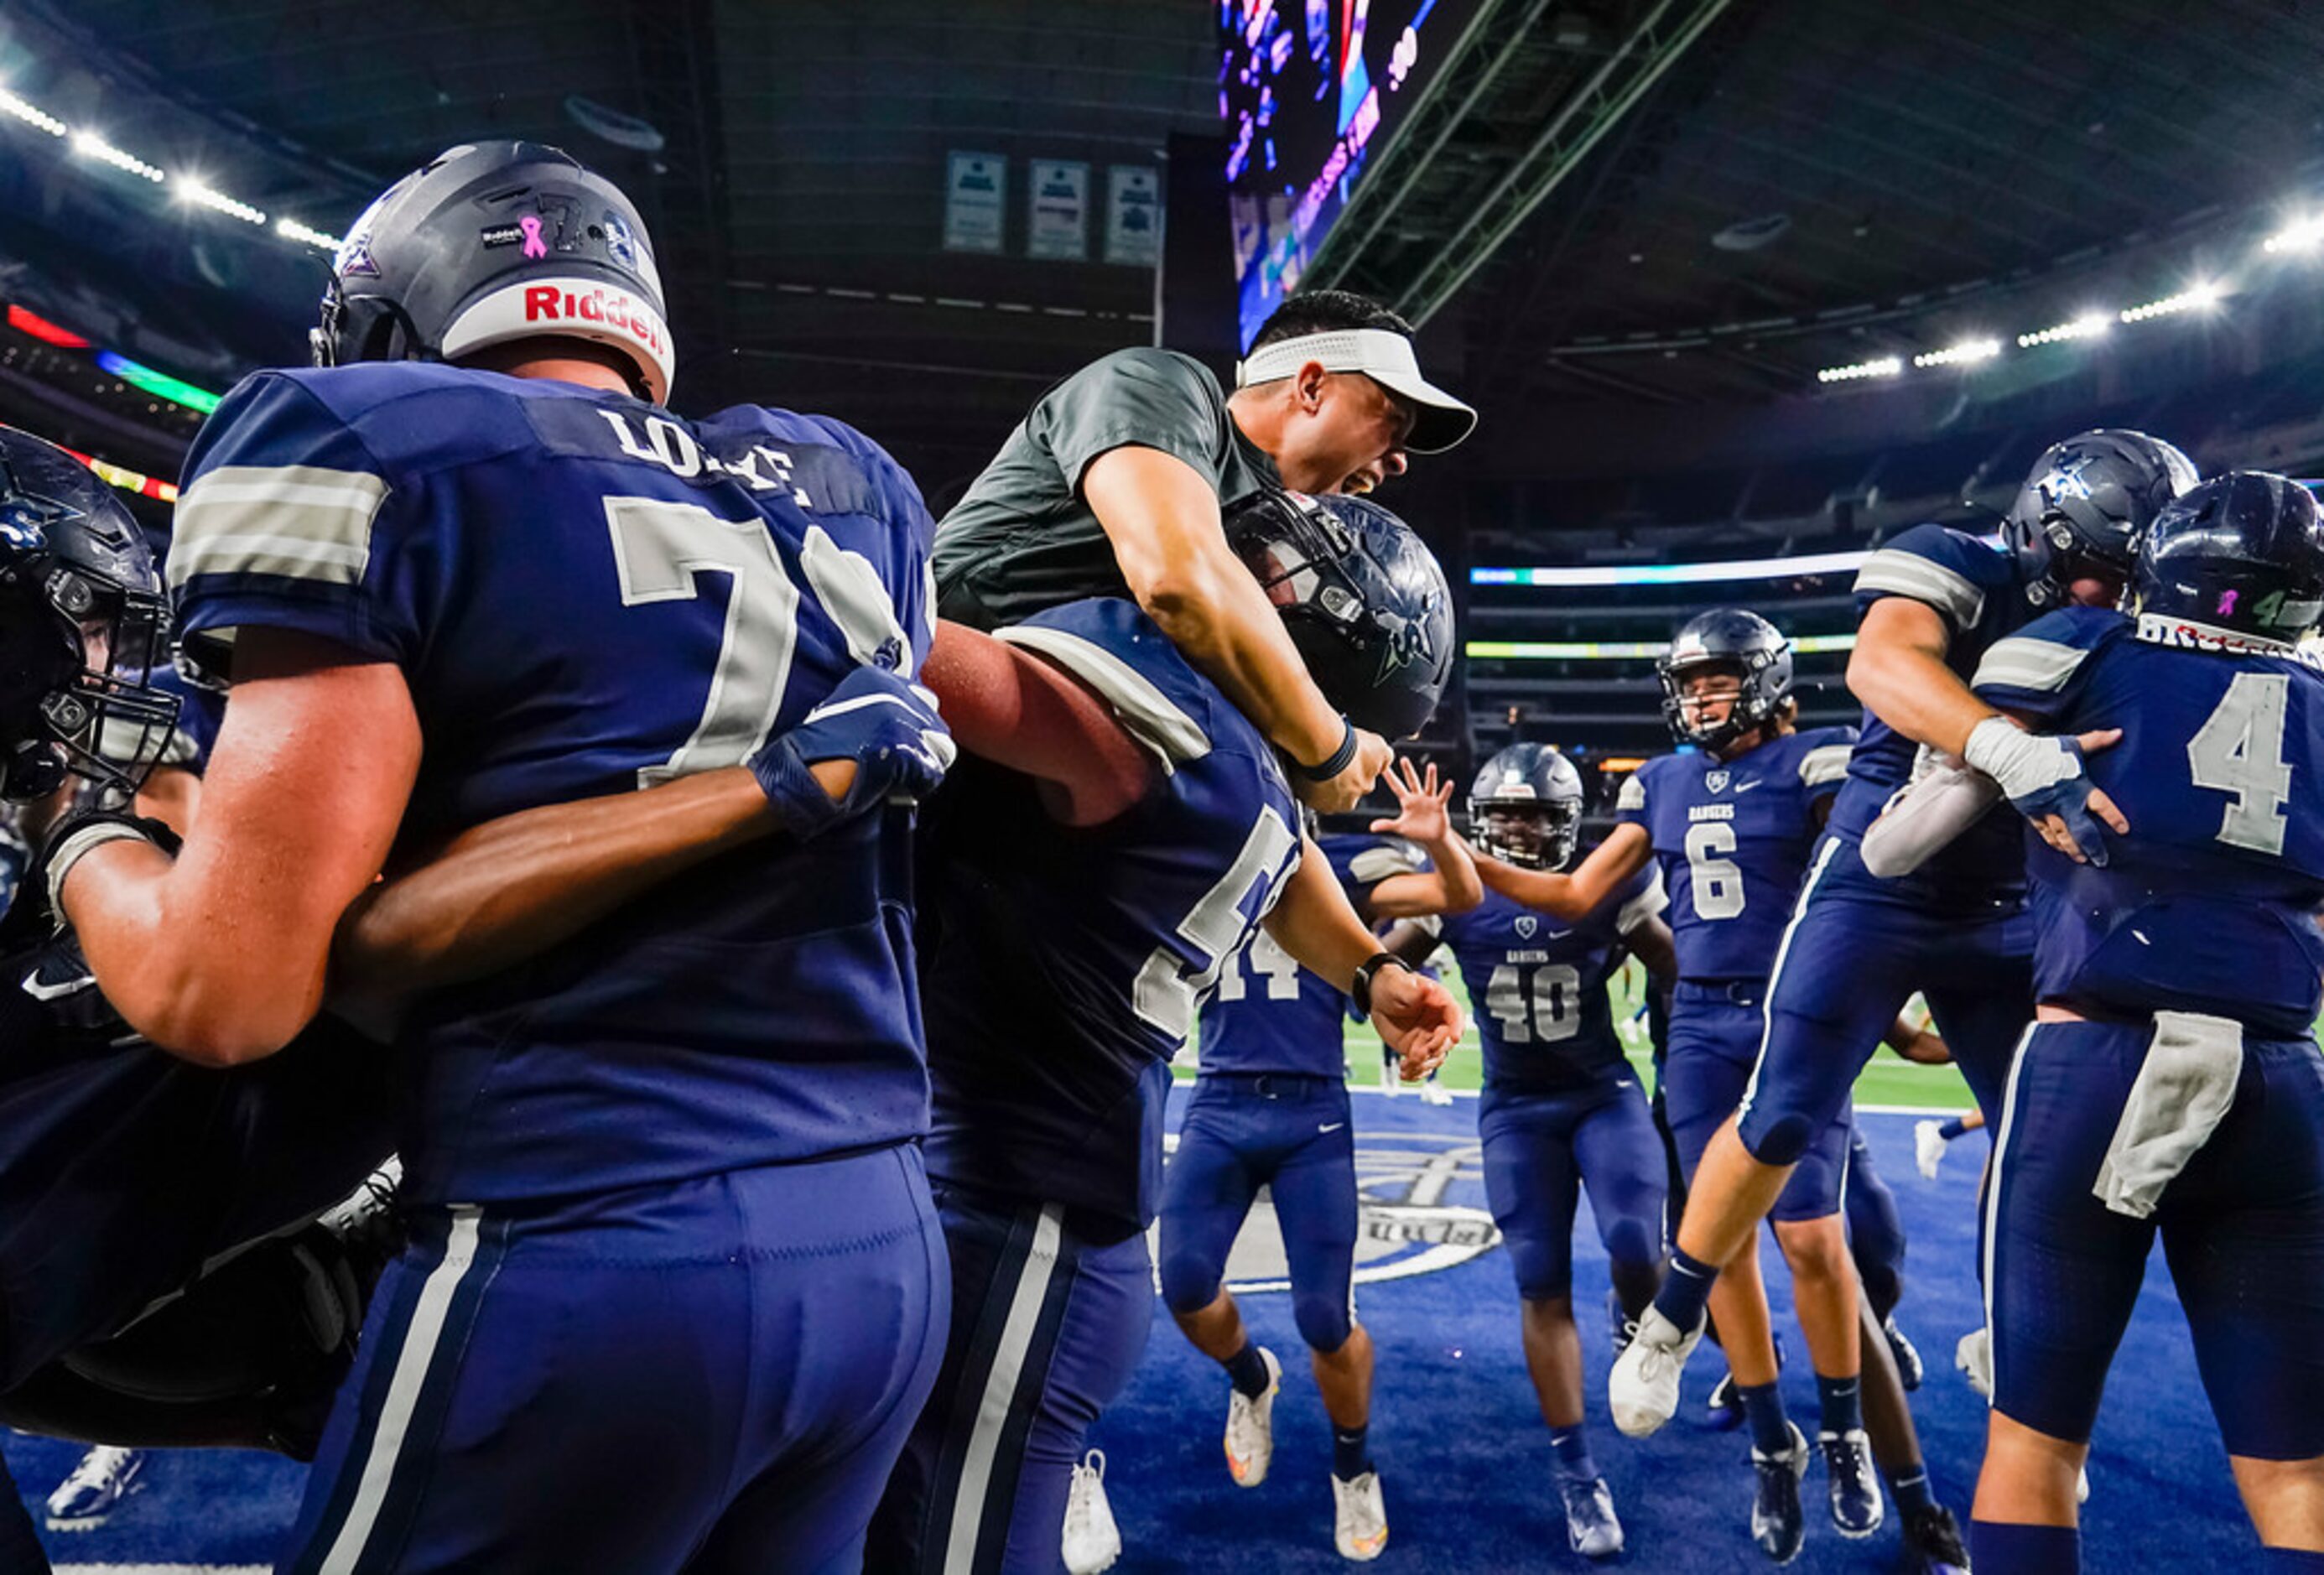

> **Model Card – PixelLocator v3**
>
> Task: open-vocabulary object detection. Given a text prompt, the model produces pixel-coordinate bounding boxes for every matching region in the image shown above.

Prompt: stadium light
[2017,314,2113,348]
[0,76,340,252]
[1471,549,1869,588]
[2264,216,2324,254]
[1816,356,1902,384]
[0,88,65,138]
[176,177,267,226]
[70,130,164,183]
[2119,281,2222,322]
[1911,338,2001,369]
[93,351,221,415]
[1467,634,1859,661]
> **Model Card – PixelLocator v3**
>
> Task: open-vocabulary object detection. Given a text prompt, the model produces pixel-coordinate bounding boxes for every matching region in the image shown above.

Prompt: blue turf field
[2,1102,2260,1572]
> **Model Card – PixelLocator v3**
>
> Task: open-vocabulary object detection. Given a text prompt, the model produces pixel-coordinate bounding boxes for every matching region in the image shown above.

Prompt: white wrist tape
[44,821,153,917]
[1961,715,2081,804]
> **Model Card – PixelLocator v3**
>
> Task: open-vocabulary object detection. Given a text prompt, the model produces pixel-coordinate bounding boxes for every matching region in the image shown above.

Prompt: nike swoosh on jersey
[1732,779,1765,793]
[21,966,96,1002]
[1319,1121,1347,1133]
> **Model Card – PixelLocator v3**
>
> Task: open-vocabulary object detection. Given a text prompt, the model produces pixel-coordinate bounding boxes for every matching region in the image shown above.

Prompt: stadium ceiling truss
[1305,0,1734,327]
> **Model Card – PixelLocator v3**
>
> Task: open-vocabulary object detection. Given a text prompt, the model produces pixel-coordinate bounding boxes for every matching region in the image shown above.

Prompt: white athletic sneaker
[1915,1120,1947,1181]
[1332,1468,1389,1560]
[1224,1345,1283,1486]
[1955,1326,1992,1401]
[1607,1303,1704,1437]
[1062,1450,1122,1574]
[1418,1078,1454,1106]
[1378,1053,1401,1095]
[45,1445,144,1531]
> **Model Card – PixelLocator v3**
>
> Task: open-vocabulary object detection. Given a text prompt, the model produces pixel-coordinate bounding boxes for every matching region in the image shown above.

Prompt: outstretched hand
[1369,757,1453,845]
[1370,964,1463,1082]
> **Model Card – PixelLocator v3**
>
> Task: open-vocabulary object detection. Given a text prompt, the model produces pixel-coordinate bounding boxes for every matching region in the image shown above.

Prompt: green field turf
[1179,956,1978,1114]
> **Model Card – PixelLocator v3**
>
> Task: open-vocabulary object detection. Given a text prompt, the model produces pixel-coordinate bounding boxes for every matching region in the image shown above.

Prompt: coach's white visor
[1235,327,1476,453]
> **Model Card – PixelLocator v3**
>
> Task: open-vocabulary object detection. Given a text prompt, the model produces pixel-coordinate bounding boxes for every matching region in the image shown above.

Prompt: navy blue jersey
[920,598,1303,1234]
[169,363,938,1206]
[1973,606,2324,1036]
[1197,832,1422,1078]
[1438,865,1665,1091]
[1619,726,1854,981]
[1828,524,2035,908]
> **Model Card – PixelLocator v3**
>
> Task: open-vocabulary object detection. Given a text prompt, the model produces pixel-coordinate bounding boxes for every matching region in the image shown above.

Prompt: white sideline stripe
[56,1567,269,1573]
[944,1203,1063,1575]
[315,1207,483,1575]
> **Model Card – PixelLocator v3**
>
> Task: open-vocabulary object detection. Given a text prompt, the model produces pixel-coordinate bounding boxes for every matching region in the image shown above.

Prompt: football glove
[748,665,954,840]
[1962,715,2108,865]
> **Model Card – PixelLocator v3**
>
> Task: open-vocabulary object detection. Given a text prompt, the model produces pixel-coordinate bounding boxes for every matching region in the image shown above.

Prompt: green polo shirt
[933,347,1282,630]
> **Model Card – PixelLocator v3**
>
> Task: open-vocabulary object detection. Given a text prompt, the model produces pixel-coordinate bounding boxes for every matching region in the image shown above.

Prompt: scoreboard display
[1219,0,1484,350]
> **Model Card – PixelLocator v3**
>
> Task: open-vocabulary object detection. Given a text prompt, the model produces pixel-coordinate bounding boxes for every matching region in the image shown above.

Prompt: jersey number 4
[2186,671,2294,856]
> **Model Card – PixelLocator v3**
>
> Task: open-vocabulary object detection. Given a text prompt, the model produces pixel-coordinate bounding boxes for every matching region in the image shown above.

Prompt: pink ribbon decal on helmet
[519,216,548,260]
[2219,589,2240,617]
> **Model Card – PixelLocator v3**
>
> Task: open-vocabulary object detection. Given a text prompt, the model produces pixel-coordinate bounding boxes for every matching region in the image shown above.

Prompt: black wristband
[1292,715,1359,784]
[1350,950,1414,1018]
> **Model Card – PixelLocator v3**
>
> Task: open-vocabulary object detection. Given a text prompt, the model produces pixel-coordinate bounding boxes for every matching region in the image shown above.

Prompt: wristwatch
[1350,950,1415,1017]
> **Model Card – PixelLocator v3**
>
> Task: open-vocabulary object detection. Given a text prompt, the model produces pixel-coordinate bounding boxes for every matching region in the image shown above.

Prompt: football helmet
[2004,429,2197,608]
[1223,488,1453,740]
[0,426,179,802]
[313,141,674,403]
[1658,608,1791,754]
[1466,742,1583,871]
[2132,470,2324,644]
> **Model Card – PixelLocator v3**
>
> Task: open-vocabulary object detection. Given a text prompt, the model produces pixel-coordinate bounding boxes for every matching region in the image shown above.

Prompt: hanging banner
[1027,159,1090,261]
[1105,164,1161,267]
[944,151,1007,253]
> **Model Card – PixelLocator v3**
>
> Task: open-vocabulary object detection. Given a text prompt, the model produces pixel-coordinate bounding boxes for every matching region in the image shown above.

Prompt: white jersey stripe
[315,1208,485,1575]
[944,1203,1065,1575]
[1854,550,1985,629]
[170,465,388,590]
[996,626,1211,768]
[1971,636,2090,694]
[1738,834,1843,1118]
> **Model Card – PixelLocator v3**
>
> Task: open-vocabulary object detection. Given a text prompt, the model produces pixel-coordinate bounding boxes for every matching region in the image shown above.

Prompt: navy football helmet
[314,141,674,403]
[2132,471,2324,645]
[1224,488,1453,740]
[0,427,179,802]
[1467,743,1583,871]
[1658,608,1791,754]
[2004,429,2197,609]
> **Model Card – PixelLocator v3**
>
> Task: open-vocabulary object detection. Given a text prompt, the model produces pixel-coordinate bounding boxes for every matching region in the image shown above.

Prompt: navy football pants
[282,1146,946,1574]
[1664,982,1854,1220]
[869,1188,1154,1575]
[1157,1073,1358,1351]
[1738,834,2033,1167]
[1479,1079,1666,1301]
[1989,1022,2324,1458]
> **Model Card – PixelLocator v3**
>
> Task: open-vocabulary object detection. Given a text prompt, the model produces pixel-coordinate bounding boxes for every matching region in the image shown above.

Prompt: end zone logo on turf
[1158,1131,1501,1292]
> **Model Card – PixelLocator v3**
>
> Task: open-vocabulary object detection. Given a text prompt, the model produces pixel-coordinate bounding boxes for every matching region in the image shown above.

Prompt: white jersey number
[1216,928,1302,1003]
[1683,821,1747,919]
[605,496,802,788]
[1485,962,1583,1043]
[1134,808,1302,1040]
[2187,672,2294,855]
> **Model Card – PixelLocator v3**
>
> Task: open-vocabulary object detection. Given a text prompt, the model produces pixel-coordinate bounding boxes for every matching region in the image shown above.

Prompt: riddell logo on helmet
[523,284,666,360]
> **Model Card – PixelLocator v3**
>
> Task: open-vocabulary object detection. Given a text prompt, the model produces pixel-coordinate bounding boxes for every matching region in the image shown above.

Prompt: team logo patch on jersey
[1514,916,1538,939]
[1162,1128,1502,1292]
[1705,769,1730,793]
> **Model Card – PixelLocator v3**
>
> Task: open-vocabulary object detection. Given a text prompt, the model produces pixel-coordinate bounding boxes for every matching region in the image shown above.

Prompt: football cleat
[1900,1501,1972,1575]
[45,1445,145,1531]
[1749,1420,1810,1565]
[1955,1327,1992,1400]
[1885,1313,1925,1390]
[1558,1474,1625,1559]
[1915,1119,1947,1181]
[1378,1047,1401,1095]
[1224,1345,1282,1487]
[1608,1302,1704,1437]
[1331,1468,1389,1561]
[1062,1450,1122,1575]
[1706,1368,1747,1431]
[1418,1077,1454,1106]
[1819,1427,1883,1538]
